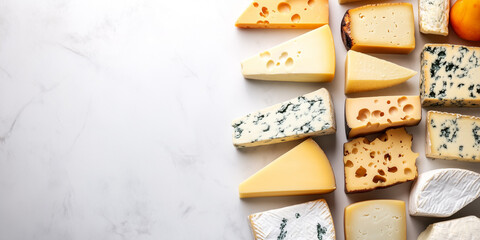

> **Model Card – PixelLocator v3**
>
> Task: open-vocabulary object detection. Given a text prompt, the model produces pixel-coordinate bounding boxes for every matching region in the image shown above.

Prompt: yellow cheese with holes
[345,200,406,240]
[236,0,329,28]
[343,128,418,193]
[341,3,415,54]
[241,26,335,82]
[345,96,421,138]
[239,138,336,198]
[345,50,417,93]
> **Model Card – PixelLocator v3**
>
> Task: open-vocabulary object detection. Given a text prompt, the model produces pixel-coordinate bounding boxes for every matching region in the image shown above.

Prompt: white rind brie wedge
[418,216,480,240]
[409,168,480,217]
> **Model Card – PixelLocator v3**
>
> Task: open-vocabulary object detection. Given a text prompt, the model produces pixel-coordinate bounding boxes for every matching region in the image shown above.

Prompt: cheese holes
[389,106,398,115]
[357,109,370,121]
[279,52,288,61]
[397,96,408,106]
[384,153,391,161]
[372,175,386,183]
[260,7,269,17]
[253,2,259,7]
[378,169,385,175]
[372,110,384,118]
[346,160,354,168]
[403,104,414,114]
[278,2,291,13]
[260,51,271,60]
[352,148,358,154]
[388,167,397,173]
[355,166,367,178]
[285,57,294,68]
[291,14,301,23]
[370,151,375,158]
[308,0,315,6]
[266,60,275,70]
[404,168,412,175]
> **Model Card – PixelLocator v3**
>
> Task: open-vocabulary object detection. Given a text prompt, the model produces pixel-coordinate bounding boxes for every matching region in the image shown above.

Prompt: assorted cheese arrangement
[233,0,480,239]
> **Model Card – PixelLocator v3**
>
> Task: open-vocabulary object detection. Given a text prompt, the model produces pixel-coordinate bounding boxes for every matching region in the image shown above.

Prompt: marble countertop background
[0,0,479,239]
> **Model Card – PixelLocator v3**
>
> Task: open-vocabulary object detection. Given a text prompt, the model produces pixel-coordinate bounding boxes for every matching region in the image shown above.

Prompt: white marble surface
[0,0,479,239]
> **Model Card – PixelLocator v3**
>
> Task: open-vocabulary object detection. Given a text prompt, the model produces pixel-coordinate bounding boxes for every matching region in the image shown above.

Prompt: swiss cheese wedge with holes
[235,0,329,28]
[343,128,418,193]
[241,25,335,82]
[345,96,421,138]
[341,3,415,54]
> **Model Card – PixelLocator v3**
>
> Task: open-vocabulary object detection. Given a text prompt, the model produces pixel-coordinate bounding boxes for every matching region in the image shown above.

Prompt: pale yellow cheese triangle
[239,138,336,198]
[345,50,417,93]
[235,0,328,29]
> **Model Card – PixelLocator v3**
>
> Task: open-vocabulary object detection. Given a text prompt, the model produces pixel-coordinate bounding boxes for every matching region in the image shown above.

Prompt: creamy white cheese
[418,216,480,240]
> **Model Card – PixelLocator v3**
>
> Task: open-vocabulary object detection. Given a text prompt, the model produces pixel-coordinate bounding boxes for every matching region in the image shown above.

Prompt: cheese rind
[235,0,329,29]
[239,138,336,198]
[345,50,417,93]
[409,168,480,217]
[426,111,480,162]
[249,199,335,240]
[420,44,480,107]
[232,88,335,148]
[419,0,449,35]
[343,128,418,193]
[418,216,480,240]
[345,95,421,138]
[242,26,335,82]
[341,3,415,54]
[344,200,406,240]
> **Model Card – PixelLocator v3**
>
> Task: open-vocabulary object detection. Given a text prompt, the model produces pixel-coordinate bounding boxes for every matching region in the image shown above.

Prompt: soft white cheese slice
[409,168,480,217]
[418,216,480,240]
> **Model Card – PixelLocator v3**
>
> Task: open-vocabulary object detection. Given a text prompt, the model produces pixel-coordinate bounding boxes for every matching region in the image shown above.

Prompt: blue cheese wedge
[419,0,449,36]
[420,44,480,107]
[426,111,480,162]
[248,199,335,240]
[418,216,480,240]
[232,88,335,148]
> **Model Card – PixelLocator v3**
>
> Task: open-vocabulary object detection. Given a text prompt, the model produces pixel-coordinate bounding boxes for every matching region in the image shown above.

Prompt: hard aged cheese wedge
[420,44,480,107]
[232,88,335,148]
[343,128,418,193]
[426,111,480,162]
[249,199,335,240]
[341,3,415,54]
[241,26,335,82]
[345,96,421,138]
[344,200,406,240]
[418,216,480,240]
[235,0,329,29]
[409,168,480,217]
[345,50,417,93]
[419,0,449,36]
[239,138,335,198]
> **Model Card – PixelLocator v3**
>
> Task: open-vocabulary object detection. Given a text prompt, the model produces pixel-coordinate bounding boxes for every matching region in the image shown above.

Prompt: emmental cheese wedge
[420,44,480,107]
[239,138,336,198]
[345,95,421,138]
[249,199,335,240]
[232,88,335,148]
[418,216,480,240]
[426,111,480,162]
[341,3,415,54]
[343,128,418,193]
[419,0,449,36]
[344,200,406,240]
[235,0,329,29]
[409,168,480,217]
[345,50,417,93]
[241,26,335,82]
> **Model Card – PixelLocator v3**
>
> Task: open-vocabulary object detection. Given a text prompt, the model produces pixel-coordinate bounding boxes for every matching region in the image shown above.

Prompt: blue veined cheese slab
[426,111,480,162]
[419,0,449,36]
[232,88,335,148]
[420,44,480,107]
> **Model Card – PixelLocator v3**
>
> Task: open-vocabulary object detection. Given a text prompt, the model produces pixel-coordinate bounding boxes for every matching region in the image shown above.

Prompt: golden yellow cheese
[345,200,406,240]
[239,138,336,198]
[345,95,421,138]
[236,0,329,28]
[341,3,415,54]
[343,128,418,193]
[345,50,417,93]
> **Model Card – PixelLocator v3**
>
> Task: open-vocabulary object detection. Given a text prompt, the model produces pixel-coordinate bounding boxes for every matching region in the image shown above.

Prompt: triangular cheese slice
[345,50,417,93]
[235,0,329,29]
[239,138,336,198]
[241,25,335,82]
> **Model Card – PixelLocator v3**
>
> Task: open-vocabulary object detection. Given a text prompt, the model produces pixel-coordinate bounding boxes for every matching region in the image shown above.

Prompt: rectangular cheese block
[343,128,418,193]
[341,3,415,54]
[426,111,480,161]
[239,138,336,198]
[345,95,421,138]
[235,0,329,29]
[420,44,480,107]
[241,25,335,82]
[232,88,335,148]
[249,199,335,240]
[345,200,406,240]
[419,0,449,35]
